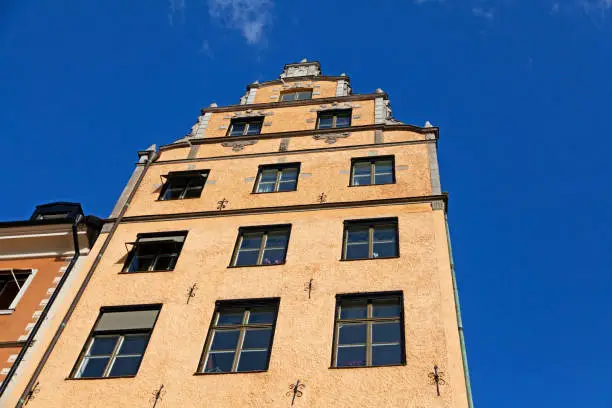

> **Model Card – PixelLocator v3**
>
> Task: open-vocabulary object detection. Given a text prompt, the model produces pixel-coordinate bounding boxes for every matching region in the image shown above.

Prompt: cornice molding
[246,75,349,90]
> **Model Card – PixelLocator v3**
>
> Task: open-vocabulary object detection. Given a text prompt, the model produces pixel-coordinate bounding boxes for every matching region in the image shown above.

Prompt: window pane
[237,350,268,372]
[374,160,393,174]
[372,344,402,366]
[374,173,394,184]
[260,169,278,183]
[242,328,272,349]
[248,308,276,324]
[372,322,401,344]
[78,357,109,378]
[240,234,263,250]
[347,228,369,243]
[373,299,401,318]
[353,162,371,176]
[261,248,286,265]
[280,93,294,101]
[352,175,371,186]
[373,242,397,258]
[118,335,148,355]
[373,227,396,243]
[229,123,246,136]
[339,301,367,319]
[0,281,21,309]
[235,250,260,266]
[265,232,288,249]
[277,180,297,191]
[297,91,312,100]
[205,352,234,373]
[89,336,119,356]
[280,168,298,182]
[318,116,333,128]
[211,330,240,350]
[336,346,366,367]
[338,324,366,345]
[217,310,244,326]
[246,122,262,135]
[128,255,155,272]
[153,254,176,271]
[256,182,276,193]
[335,115,351,128]
[109,356,142,377]
[346,243,369,260]
[162,187,183,200]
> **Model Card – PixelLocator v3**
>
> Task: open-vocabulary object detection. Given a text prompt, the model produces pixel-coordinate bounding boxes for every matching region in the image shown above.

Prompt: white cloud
[168,0,186,27]
[472,7,494,20]
[208,0,274,45]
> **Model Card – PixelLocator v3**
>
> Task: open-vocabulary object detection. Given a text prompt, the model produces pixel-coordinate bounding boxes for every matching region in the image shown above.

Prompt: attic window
[280,90,312,102]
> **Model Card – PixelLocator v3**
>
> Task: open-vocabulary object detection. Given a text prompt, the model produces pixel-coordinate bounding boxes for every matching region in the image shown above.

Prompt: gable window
[228,118,264,136]
[72,305,161,378]
[199,298,279,373]
[279,90,312,102]
[317,110,352,129]
[230,225,290,267]
[351,157,395,186]
[0,269,33,311]
[159,170,208,200]
[123,231,187,273]
[254,164,300,193]
[342,218,398,260]
[332,292,404,368]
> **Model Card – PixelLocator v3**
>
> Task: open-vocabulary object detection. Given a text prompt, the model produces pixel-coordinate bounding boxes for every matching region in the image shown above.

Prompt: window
[254,164,300,193]
[0,270,32,310]
[351,157,395,186]
[230,226,290,267]
[123,232,187,273]
[159,170,208,200]
[332,293,404,368]
[199,298,279,373]
[228,118,264,136]
[72,305,161,378]
[279,90,312,102]
[317,110,352,129]
[342,218,398,260]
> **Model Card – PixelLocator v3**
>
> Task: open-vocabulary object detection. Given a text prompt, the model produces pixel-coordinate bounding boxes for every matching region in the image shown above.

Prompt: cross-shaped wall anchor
[217,198,228,211]
[186,283,197,304]
[286,379,305,406]
[304,279,314,299]
[24,381,40,405]
[318,193,327,204]
[151,384,166,408]
[428,365,446,396]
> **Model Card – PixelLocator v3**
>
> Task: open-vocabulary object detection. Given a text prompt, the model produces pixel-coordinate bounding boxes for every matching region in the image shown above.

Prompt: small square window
[228,118,264,136]
[72,305,161,378]
[123,232,187,273]
[342,219,398,260]
[317,110,352,129]
[199,299,279,373]
[332,293,404,368]
[231,226,291,267]
[279,90,313,102]
[350,157,395,186]
[0,270,32,310]
[254,164,300,193]
[159,171,208,200]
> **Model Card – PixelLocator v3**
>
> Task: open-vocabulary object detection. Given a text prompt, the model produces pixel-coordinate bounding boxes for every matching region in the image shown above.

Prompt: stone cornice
[159,123,439,152]
[108,194,449,225]
[200,93,387,115]
[246,75,349,90]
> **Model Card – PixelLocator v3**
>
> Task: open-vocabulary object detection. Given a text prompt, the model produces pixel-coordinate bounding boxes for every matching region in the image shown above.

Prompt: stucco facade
[17,60,472,407]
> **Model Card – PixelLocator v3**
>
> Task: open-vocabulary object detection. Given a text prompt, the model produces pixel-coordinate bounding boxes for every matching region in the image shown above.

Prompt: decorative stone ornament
[312,132,351,144]
[221,140,258,152]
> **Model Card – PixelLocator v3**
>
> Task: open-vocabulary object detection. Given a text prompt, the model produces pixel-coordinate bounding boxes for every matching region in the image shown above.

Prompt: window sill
[348,182,396,188]
[227,262,286,269]
[66,375,137,381]
[0,309,15,315]
[329,363,406,370]
[194,370,268,376]
[118,269,176,275]
[250,190,297,195]
[339,256,400,262]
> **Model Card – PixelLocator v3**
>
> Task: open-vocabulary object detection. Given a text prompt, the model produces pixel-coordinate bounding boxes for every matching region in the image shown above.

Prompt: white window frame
[0,269,37,314]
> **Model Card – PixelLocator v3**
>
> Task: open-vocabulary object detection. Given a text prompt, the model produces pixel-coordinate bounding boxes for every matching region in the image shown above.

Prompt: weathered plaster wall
[126,143,432,217]
[25,204,466,408]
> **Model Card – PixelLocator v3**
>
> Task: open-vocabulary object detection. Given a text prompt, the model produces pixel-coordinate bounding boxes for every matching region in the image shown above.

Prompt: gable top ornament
[280,59,322,79]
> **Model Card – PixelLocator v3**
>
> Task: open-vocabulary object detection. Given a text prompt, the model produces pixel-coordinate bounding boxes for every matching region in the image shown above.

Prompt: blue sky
[2,0,612,406]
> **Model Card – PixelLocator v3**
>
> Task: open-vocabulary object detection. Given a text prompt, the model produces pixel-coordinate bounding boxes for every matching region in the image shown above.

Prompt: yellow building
[12,60,473,407]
